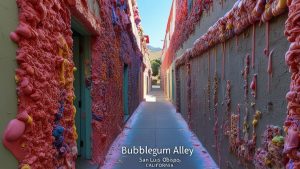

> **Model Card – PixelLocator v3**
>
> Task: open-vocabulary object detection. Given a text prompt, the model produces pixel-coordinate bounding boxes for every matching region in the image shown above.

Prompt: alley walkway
[102,87,218,169]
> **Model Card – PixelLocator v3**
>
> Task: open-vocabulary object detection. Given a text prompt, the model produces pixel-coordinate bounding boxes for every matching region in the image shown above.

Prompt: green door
[123,64,129,121]
[172,69,175,102]
[72,31,92,159]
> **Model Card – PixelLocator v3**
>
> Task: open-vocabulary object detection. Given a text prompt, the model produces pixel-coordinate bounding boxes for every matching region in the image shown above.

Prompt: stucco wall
[175,0,290,168]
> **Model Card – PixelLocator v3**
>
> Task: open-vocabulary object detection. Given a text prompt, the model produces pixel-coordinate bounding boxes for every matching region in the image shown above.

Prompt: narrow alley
[102,86,218,169]
[1,0,299,168]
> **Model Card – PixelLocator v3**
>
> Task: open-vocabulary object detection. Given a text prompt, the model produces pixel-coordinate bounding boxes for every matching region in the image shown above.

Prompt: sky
[137,0,173,49]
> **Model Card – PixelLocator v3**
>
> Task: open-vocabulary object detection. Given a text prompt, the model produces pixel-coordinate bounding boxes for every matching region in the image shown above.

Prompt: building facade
[161,0,176,102]
[0,0,149,168]
[161,0,299,168]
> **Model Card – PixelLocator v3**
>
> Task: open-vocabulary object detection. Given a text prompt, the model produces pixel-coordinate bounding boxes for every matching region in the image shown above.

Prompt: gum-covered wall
[2,0,143,168]
[91,1,142,162]
[178,16,289,168]
[174,0,290,168]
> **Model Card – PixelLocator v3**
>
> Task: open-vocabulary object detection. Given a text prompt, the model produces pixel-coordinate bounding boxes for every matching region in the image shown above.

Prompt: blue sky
[137,0,173,48]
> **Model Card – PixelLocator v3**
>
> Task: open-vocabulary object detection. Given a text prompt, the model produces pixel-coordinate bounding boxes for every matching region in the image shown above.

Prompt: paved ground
[101,87,218,169]
[76,157,99,169]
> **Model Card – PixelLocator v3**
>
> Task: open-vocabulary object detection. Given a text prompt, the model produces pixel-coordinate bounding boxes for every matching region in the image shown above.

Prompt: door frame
[71,17,92,159]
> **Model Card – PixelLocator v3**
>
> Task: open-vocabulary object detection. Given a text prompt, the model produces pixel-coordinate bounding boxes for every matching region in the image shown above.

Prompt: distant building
[161,0,176,102]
